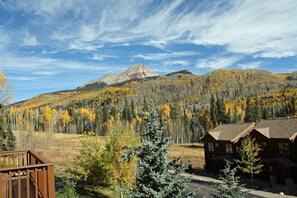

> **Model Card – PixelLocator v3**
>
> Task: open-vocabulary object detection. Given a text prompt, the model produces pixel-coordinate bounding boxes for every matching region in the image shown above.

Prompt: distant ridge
[166,70,193,76]
[78,64,157,90]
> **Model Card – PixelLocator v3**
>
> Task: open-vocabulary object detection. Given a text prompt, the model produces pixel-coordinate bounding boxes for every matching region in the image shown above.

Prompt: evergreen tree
[216,96,223,124]
[226,109,232,124]
[212,161,247,198]
[110,106,117,118]
[253,97,261,122]
[122,99,132,122]
[131,99,136,119]
[143,97,149,112]
[236,135,263,188]
[6,123,15,151]
[262,107,269,120]
[210,94,218,128]
[0,112,16,151]
[291,95,296,115]
[232,106,239,123]
[244,98,253,122]
[102,104,110,123]
[121,105,195,198]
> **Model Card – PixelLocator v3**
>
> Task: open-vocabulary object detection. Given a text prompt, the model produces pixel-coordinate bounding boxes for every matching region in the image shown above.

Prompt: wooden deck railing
[0,150,55,198]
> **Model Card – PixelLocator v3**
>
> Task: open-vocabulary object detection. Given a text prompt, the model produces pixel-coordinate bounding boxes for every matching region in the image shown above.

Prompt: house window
[261,142,267,147]
[226,144,233,154]
[278,142,290,154]
[215,143,219,147]
[208,142,214,152]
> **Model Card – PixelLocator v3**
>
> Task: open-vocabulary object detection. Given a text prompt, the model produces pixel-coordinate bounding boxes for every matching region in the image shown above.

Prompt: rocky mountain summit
[78,64,157,90]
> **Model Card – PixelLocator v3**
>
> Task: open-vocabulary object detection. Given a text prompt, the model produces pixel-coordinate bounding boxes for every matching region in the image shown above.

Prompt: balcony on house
[0,150,55,198]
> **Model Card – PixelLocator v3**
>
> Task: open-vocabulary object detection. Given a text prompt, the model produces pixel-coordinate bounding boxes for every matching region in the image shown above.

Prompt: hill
[10,68,296,110]
[6,66,297,143]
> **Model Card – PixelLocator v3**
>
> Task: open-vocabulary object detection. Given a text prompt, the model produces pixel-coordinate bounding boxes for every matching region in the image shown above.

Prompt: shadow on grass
[76,184,111,198]
[178,144,204,149]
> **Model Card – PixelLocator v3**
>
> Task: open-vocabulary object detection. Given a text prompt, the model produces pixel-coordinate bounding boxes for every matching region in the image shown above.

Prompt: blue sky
[0,0,297,102]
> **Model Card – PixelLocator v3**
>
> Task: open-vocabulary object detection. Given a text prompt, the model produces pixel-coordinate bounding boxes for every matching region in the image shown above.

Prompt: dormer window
[208,142,214,152]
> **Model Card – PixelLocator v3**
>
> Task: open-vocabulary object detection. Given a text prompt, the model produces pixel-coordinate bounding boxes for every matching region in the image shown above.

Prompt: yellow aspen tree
[161,104,171,123]
[61,110,71,133]
[0,70,12,105]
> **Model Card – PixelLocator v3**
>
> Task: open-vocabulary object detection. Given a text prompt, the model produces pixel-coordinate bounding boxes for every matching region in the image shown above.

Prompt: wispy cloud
[134,51,199,61]
[0,53,119,72]
[33,71,57,76]
[90,54,117,61]
[8,76,45,81]
[23,32,38,46]
[0,29,10,51]
[238,61,263,69]
[163,60,190,66]
[196,55,241,70]
[2,1,297,57]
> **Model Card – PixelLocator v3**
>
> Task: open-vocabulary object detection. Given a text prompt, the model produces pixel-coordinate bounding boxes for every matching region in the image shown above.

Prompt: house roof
[254,118,297,141]
[206,122,255,143]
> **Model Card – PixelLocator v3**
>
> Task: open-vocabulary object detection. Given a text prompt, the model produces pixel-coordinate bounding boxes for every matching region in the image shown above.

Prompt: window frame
[208,142,214,152]
[225,143,233,154]
[278,142,290,155]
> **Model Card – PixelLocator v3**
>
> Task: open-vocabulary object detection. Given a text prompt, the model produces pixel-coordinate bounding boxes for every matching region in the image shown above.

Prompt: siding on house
[202,118,297,184]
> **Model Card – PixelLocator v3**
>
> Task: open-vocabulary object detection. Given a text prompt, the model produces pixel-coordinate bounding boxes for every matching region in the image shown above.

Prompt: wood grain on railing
[0,150,55,198]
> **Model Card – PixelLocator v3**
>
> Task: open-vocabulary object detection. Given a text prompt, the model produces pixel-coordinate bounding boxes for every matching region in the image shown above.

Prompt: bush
[72,122,139,189]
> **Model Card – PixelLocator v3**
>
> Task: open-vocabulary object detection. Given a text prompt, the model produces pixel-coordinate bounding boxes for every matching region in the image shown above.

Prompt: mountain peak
[122,64,157,79]
[78,64,157,90]
[129,63,147,70]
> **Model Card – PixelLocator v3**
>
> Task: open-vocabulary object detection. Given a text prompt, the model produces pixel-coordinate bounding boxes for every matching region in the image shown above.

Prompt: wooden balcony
[0,150,55,198]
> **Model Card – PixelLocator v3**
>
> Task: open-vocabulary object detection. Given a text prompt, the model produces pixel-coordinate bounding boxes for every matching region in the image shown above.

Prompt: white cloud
[0,29,10,51]
[8,76,44,81]
[90,54,117,61]
[163,60,190,66]
[33,71,57,75]
[196,55,241,70]
[0,53,118,72]
[134,51,199,61]
[23,33,38,46]
[2,0,297,57]
[238,61,263,69]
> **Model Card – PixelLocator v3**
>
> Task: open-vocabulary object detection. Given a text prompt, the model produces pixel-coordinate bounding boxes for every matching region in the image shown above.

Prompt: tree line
[5,87,297,144]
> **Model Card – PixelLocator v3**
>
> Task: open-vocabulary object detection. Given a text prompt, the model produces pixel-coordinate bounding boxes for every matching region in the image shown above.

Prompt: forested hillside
[6,69,297,143]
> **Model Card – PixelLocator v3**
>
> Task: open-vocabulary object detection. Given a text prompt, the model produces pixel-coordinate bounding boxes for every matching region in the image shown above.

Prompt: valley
[13,131,205,177]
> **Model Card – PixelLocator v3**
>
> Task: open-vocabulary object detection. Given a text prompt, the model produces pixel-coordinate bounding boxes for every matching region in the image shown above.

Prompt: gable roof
[254,118,297,141]
[255,127,270,138]
[206,122,255,143]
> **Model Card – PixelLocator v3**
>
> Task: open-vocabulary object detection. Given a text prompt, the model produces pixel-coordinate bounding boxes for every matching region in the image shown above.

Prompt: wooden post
[0,172,2,198]
[18,170,21,198]
[47,165,55,198]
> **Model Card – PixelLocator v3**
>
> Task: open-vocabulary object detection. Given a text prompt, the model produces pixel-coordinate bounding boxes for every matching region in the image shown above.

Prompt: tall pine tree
[253,97,261,122]
[121,105,195,198]
[131,99,136,119]
[0,111,16,151]
[122,99,132,122]
[244,97,253,122]
[210,94,218,128]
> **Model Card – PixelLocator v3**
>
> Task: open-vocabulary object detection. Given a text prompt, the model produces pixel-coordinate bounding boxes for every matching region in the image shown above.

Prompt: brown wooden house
[202,118,297,184]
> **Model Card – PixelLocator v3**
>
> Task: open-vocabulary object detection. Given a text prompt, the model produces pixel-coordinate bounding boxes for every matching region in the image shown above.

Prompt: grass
[14,131,105,177]
[14,131,205,176]
[170,144,205,173]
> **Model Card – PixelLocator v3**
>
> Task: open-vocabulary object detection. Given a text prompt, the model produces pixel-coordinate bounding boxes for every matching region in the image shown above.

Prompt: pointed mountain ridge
[77,64,157,90]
